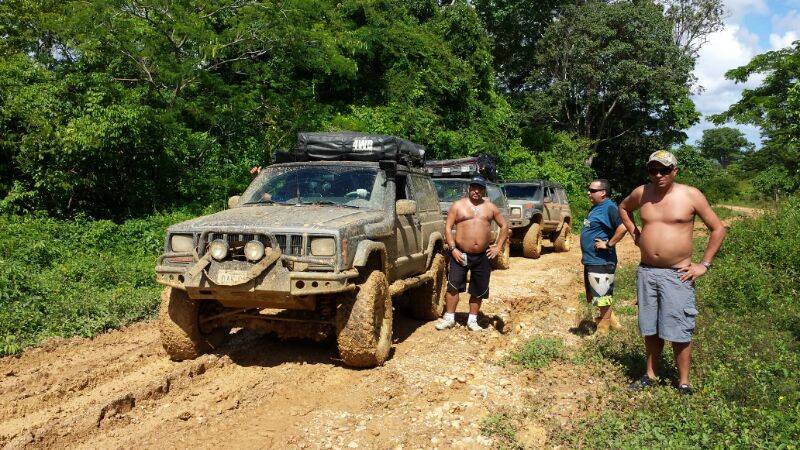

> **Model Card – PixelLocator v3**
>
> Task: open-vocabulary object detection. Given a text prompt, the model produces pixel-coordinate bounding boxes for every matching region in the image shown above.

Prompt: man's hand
[249,166,262,175]
[486,245,500,259]
[594,238,609,250]
[678,263,708,282]
[451,248,464,265]
[632,229,641,247]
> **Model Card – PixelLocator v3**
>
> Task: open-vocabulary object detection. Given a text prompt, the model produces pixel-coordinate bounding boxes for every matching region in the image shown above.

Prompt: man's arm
[445,201,462,264]
[678,187,727,281]
[595,223,627,249]
[487,204,509,259]
[618,186,644,245]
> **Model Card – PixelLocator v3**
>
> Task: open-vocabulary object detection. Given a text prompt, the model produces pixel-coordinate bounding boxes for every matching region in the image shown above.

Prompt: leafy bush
[558,198,800,448]
[0,211,192,355]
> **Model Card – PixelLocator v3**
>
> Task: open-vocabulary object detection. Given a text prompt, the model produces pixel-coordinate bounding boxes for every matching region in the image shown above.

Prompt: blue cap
[469,175,487,188]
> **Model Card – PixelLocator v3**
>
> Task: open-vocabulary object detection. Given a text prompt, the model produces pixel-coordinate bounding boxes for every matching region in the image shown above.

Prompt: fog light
[209,239,228,260]
[244,240,265,261]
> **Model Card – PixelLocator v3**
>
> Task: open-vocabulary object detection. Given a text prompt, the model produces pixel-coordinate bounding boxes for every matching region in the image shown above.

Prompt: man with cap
[619,150,726,394]
[436,175,509,331]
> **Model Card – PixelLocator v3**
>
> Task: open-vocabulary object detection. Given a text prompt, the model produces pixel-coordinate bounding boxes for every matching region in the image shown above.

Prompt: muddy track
[0,237,640,449]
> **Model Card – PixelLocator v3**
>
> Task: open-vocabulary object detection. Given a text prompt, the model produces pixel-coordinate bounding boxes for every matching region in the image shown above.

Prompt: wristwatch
[700,261,712,270]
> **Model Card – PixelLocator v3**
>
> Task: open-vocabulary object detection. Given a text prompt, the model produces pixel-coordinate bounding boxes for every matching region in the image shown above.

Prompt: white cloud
[769,31,800,49]
[724,0,770,23]
[772,9,800,33]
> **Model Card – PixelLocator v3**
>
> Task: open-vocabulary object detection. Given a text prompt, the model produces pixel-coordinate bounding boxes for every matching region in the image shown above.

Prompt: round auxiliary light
[209,239,229,260]
[244,240,265,261]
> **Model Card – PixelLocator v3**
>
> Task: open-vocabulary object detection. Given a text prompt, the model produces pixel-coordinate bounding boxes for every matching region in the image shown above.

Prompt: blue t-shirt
[580,199,622,265]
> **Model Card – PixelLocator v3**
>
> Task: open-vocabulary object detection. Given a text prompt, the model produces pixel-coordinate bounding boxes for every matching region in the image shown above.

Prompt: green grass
[554,197,800,448]
[480,411,523,450]
[507,336,566,370]
[0,211,193,355]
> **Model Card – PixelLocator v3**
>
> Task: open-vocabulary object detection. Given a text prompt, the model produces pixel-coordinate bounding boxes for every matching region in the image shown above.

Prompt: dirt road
[0,237,640,449]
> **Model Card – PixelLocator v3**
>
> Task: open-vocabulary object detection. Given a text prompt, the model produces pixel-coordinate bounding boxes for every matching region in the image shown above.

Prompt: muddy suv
[155,132,447,368]
[426,157,529,270]
[502,181,572,258]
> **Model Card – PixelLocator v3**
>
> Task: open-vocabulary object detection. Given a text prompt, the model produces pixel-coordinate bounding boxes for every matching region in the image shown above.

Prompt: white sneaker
[435,317,456,330]
[467,321,484,332]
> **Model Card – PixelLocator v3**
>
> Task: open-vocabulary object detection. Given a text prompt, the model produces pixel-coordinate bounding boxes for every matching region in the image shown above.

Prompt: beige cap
[647,150,678,167]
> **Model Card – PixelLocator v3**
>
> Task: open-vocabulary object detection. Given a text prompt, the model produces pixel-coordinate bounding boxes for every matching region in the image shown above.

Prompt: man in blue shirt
[581,179,627,334]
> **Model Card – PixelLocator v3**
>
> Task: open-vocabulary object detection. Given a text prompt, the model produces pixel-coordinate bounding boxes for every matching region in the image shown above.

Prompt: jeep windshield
[240,165,386,209]
[503,184,542,201]
[432,179,468,202]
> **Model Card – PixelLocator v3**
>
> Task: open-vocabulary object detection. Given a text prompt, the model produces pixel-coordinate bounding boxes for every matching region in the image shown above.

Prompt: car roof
[269,160,427,175]
[431,177,501,188]
[502,180,563,188]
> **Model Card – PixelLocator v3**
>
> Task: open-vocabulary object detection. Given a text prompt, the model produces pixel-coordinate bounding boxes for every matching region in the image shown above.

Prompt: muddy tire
[158,287,217,361]
[491,240,511,270]
[409,253,447,320]
[336,271,393,368]
[522,223,543,259]
[553,223,572,252]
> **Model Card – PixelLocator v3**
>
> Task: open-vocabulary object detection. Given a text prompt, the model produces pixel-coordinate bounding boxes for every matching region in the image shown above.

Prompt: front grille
[205,232,304,257]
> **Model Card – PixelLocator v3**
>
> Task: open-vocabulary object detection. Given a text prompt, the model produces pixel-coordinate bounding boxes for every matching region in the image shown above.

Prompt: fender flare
[352,240,387,273]
[424,232,445,268]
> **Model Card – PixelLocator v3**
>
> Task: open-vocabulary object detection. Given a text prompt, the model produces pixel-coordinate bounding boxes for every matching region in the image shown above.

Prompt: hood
[168,205,386,233]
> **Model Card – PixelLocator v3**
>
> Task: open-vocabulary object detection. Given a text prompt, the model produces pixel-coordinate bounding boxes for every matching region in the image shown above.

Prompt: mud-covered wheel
[553,223,572,252]
[409,252,447,320]
[522,223,543,259]
[491,240,511,270]
[336,271,393,368]
[158,287,229,361]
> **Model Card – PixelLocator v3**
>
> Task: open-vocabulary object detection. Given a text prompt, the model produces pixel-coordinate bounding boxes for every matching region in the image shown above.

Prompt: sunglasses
[587,188,605,193]
[647,166,674,176]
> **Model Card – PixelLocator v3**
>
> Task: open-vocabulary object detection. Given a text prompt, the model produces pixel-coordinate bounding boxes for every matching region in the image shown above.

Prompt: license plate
[216,269,250,285]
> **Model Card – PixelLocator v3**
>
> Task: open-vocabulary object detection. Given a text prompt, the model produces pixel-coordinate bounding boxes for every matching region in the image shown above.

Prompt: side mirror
[396,199,417,215]
[228,195,240,209]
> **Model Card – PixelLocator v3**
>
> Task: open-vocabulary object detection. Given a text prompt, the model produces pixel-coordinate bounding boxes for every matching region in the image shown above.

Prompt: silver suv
[502,181,573,258]
[155,134,446,368]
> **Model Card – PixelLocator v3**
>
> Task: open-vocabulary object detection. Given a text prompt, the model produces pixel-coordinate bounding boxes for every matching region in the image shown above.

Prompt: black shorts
[447,251,492,299]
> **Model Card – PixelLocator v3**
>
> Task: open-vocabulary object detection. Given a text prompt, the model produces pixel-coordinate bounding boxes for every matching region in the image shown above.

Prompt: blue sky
[685,0,800,148]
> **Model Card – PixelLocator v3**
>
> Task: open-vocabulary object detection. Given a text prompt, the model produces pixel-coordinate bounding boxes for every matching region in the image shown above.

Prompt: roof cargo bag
[276,132,426,167]
[424,155,498,181]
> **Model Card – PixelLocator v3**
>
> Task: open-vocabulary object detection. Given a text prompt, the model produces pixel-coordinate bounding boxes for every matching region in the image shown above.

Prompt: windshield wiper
[300,200,360,209]
[243,200,292,206]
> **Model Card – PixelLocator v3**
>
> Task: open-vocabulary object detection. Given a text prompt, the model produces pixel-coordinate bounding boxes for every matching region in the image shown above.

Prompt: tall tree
[472,0,571,94]
[656,0,725,58]
[712,41,800,193]
[523,1,697,170]
[698,127,753,168]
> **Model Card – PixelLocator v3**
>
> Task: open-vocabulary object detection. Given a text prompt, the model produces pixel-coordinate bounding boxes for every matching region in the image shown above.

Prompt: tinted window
[433,179,468,202]
[503,184,542,200]
[411,175,438,211]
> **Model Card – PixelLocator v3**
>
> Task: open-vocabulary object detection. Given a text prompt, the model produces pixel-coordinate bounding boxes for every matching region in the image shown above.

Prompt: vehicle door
[394,172,423,278]
[410,174,441,270]
[543,186,561,228]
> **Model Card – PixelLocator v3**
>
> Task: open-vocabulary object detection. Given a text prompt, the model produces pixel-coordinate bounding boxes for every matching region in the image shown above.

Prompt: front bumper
[155,251,359,307]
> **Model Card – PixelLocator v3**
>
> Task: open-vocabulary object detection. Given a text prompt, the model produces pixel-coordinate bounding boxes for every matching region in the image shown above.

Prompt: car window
[432,179,468,202]
[503,184,542,201]
[412,175,439,212]
[486,184,507,208]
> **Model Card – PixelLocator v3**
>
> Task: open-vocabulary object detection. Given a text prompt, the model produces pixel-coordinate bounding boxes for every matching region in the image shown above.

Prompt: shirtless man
[619,150,726,394]
[436,176,509,331]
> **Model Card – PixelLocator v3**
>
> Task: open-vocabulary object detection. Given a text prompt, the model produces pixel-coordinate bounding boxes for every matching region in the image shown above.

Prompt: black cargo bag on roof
[275,132,426,167]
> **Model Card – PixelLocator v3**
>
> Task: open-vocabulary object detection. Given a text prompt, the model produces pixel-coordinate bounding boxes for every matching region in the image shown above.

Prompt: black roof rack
[424,155,498,181]
[275,131,426,167]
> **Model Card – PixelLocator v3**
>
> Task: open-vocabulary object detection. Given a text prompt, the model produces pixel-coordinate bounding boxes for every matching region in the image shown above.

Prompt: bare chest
[455,203,492,223]
[640,191,695,225]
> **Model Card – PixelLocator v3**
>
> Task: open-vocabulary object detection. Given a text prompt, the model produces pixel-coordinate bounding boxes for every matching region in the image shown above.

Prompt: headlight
[170,234,193,252]
[209,239,229,260]
[310,237,336,256]
[510,207,521,217]
[244,240,265,261]
[525,209,534,219]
